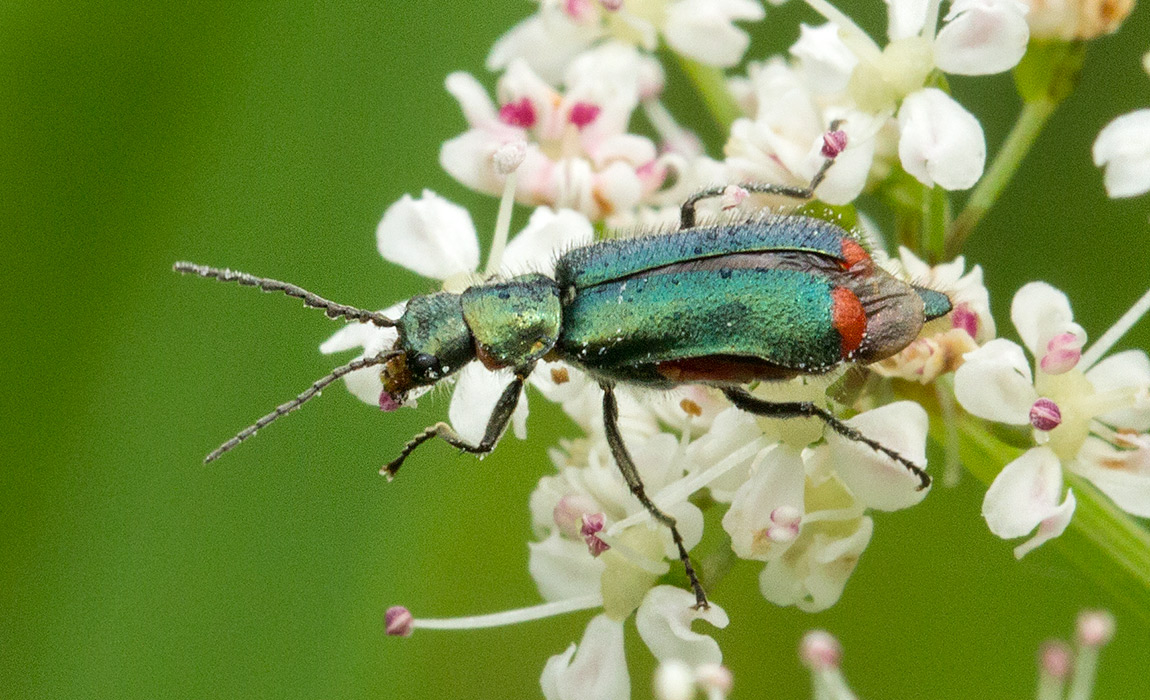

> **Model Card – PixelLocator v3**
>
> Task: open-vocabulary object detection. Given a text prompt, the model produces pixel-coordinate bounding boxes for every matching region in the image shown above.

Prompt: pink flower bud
[800,630,842,670]
[385,606,414,637]
[553,493,597,539]
[379,390,401,412]
[1029,398,1062,432]
[1040,332,1083,375]
[1076,610,1115,647]
[1039,640,1072,680]
[695,663,733,694]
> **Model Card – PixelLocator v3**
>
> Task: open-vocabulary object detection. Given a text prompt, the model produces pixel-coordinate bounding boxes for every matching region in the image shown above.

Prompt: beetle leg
[679,119,846,229]
[722,387,932,490]
[382,371,528,479]
[601,383,709,610]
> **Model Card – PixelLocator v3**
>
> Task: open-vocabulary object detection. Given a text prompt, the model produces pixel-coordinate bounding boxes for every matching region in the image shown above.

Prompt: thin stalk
[675,55,742,132]
[948,99,1056,255]
[921,184,949,263]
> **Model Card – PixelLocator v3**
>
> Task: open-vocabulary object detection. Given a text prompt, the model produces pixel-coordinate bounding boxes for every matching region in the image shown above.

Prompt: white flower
[1092,109,1150,199]
[1021,0,1135,40]
[542,614,630,700]
[955,282,1150,556]
[488,0,765,82]
[441,61,673,220]
[321,191,593,443]
[872,247,995,383]
[635,586,730,666]
[897,88,986,190]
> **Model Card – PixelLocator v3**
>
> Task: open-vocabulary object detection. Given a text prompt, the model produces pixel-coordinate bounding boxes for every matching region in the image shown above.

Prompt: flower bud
[1076,609,1116,647]
[800,630,842,670]
[1023,0,1134,40]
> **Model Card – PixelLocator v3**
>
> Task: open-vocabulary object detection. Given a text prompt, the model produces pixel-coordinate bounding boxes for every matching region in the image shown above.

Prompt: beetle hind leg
[679,119,846,229]
[722,387,931,490]
[601,383,709,610]
[382,373,527,479]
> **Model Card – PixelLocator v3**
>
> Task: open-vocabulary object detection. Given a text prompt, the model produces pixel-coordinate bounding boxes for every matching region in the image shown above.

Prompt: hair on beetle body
[175,127,953,610]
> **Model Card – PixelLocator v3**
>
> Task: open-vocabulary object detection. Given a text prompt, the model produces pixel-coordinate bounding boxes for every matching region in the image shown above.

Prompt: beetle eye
[412,352,440,373]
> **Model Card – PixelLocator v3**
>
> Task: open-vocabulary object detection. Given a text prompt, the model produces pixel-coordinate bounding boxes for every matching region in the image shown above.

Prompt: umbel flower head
[956,282,1150,557]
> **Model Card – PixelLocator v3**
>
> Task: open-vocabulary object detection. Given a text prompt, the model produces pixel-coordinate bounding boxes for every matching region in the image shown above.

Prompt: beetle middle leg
[601,383,709,609]
[721,386,932,490]
[383,372,528,479]
[679,119,846,229]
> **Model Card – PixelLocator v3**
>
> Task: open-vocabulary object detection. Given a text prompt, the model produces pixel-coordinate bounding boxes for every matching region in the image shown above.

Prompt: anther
[385,606,415,637]
[568,102,601,129]
[1029,398,1062,432]
[951,304,979,337]
[821,129,848,158]
[800,630,842,670]
[553,493,597,539]
[580,512,610,557]
[493,140,527,175]
[499,97,536,128]
[679,398,703,417]
[1040,332,1083,375]
[379,389,401,413]
[720,185,749,211]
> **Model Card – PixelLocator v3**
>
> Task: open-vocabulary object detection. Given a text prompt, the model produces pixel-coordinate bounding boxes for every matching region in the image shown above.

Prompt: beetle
[175,142,952,609]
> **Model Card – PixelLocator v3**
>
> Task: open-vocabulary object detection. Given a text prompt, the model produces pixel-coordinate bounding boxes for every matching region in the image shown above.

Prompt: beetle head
[380,292,475,409]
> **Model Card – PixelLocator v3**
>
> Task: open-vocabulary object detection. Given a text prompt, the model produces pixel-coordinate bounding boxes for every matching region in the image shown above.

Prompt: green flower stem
[934,414,1150,625]
[921,184,949,263]
[675,55,742,133]
[947,99,1057,255]
[947,41,1085,256]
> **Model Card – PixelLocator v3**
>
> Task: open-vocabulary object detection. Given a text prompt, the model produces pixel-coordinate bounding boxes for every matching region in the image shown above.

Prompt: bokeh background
[4,1,1149,698]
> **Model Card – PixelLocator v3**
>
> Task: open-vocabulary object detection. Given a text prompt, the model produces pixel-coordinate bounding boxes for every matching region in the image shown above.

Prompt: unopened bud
[720,185,749,211]
[695,663,733,695]
[493,140,527,175]
[385,606,414,637]
[1039,640,1073,680]
[800,630,842,670]
[653,660,695,700]
[1076,609,1116,647]
[1025,0,1135,41]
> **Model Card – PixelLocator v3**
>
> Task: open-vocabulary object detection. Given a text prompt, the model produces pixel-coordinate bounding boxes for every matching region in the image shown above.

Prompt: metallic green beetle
[176,151,952,609]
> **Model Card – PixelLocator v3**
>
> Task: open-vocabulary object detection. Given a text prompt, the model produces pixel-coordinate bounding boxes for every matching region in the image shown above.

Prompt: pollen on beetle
[680,398,703,417]
[550,366,571,384]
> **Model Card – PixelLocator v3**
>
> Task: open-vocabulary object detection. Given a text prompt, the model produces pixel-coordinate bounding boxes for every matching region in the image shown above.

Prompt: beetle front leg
[721,386,932,490]
[382,372,528,479]
[679,119,846,229]
[601,383,709,610]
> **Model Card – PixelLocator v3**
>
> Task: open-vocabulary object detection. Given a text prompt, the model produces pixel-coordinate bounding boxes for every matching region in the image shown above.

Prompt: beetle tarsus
[601,384,709,610]
[721,387,932,491]
[382,374,528,479]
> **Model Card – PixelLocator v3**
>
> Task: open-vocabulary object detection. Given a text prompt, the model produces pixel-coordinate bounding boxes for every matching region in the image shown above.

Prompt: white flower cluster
[309,0,1149,693]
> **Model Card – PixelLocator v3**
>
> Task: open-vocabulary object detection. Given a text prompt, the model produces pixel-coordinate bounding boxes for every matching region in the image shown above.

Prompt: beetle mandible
[175,140,952,609]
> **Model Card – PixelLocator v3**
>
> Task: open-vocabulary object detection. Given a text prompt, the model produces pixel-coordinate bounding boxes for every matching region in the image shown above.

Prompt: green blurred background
[4,1,1149,698]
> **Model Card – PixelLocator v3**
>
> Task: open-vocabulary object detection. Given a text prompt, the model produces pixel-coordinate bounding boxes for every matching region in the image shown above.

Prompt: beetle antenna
[204,350,402,463]
[174,262,397,327]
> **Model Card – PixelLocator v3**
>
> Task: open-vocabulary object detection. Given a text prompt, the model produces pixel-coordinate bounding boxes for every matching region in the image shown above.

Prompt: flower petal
[1012,489,1075,559]
[541,615,630,700]
[722,445,806,559]
[1086,349,1150,431]
[635,586,730,666]
[885,0,930,40]
[897,89,986,190]
[376,190,480,280]
[759,514,873,612]
[1010,281,1081,359]
[663,0,764,68]
[318,302,404,404]
[954,339,1037,424]
[933,0,1030,76]
[789,23,859,94]
[501,207,595,277]
[1092,109,1150,198]
[827,401,930,511]
[448,363,527,444]
[529,533,605,601]
[1072,438,1150,518]
[981,446,1065,539]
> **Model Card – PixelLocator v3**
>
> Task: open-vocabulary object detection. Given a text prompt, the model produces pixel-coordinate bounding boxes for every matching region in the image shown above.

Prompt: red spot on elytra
[832,287,866,358]
[840,239,870,270]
